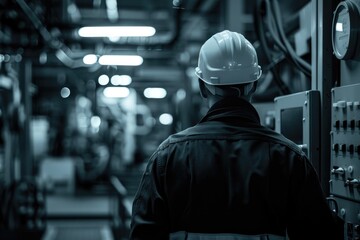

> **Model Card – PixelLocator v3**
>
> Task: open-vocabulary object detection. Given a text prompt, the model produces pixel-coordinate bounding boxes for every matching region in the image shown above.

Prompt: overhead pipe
[15,0,182,66]
[15,0,57,48]
[15,0,85,68]
[15,0,219,66]
[103,0,219,49]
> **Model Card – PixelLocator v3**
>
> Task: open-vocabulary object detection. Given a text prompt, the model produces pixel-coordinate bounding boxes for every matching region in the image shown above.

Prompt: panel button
[334,120,340,129]
[349,144,354,153]
[350,120,356,129]
[346,178,360,187]
[343,120,348,129]
[341,144,347,152]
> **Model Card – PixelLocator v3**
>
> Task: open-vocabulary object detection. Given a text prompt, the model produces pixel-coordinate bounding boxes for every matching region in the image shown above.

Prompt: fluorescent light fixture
[83,54,97,65]
[98,74,110,85]
[103,87,130,98]
[143,87,167,99]
[98,55,143,66]
[78,26,156,37]
[111,75,132,86]
[159,113,173,125]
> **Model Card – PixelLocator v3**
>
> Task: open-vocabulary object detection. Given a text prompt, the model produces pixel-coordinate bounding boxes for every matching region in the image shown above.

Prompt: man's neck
[207,95,252,109]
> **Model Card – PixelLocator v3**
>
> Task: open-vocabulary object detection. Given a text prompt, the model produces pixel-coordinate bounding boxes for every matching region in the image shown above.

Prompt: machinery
[2,0,360,239]
[273,0,360,239]
[329,1,360,238]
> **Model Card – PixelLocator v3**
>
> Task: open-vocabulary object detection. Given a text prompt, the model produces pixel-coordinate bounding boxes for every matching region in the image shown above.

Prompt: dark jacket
[130,98,343,240]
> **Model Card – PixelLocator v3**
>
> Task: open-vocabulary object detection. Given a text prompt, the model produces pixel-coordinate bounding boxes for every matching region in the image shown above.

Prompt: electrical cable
[264,1,288,54]
[269,0,312,77]
[253,0,291,95]
[264,0,310,77]
[264,0,309,77]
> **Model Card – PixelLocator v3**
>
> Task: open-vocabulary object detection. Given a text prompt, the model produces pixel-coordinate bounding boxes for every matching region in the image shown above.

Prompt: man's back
[130,98,343,239]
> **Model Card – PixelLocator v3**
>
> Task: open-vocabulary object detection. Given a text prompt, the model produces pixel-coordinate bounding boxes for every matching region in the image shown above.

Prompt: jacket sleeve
[287,154,344,240]
[129,149,169,240]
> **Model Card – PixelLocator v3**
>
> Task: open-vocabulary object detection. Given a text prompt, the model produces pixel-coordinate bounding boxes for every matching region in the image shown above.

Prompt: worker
[129,30,343,240]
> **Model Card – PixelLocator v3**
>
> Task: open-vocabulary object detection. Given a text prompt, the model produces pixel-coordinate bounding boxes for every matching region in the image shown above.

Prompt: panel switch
[341,144,347,152]
[336,100,346,108]
[350,120,356,129]
[334,120,340,129]
[331,167,345,175]
[349,144,354,153]
[346,178,360,187]
[343,120,348,129]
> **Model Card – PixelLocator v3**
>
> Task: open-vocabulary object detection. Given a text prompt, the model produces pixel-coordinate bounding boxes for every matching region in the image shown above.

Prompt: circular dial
[332,1,359,60]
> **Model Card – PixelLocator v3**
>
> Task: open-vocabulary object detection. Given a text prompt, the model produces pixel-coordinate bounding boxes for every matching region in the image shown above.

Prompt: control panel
[274,90,320,174]
[330,83,360,239]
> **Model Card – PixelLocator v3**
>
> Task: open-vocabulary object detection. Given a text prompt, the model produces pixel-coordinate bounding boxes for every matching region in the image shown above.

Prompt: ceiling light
[111,75,132,86]
[103,87,130,98]
[159,113,173,125]
[98,74,110,85]
[83,54,97,65]
[60,87,71,98]
[78,26,156,37]
[98,55,143,66]
[143,88,167,99]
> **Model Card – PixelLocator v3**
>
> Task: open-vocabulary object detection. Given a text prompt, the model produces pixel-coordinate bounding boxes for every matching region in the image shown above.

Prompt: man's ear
[198,79,208,99]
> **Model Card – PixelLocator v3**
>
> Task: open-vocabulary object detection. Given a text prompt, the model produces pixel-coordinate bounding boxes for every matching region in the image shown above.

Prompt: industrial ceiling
[1,0,311,118]
[1,0,223,109]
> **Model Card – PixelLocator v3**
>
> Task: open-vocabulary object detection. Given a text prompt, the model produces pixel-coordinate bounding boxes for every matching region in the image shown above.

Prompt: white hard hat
[195,30,262,85]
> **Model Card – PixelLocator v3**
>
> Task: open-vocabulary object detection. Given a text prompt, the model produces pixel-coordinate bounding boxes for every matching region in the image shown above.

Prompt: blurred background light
[83,54,97,65]
[90,116,101,128]
[111,75,132,86]
[103,87,130,98]
[98,74,110,85]
[78,26,156,37]
[143,87,167,99]
[98,55,143,66]
[159,113,173,125]
[60,87,71,98]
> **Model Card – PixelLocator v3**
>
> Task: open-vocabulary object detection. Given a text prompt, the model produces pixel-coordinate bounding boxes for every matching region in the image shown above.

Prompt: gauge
[331,0,360,60]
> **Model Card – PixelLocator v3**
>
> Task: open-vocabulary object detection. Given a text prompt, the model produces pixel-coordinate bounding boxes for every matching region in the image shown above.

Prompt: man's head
[195,30,262,103]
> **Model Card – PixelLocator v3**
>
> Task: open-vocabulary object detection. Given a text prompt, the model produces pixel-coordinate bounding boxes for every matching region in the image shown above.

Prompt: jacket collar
[199,97,261,125]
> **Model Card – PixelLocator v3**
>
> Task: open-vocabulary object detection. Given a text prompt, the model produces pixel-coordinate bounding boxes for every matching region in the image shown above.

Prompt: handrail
[110,176,128,197]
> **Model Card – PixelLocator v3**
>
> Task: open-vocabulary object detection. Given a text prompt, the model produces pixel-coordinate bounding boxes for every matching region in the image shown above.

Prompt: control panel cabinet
[330,83,360,239]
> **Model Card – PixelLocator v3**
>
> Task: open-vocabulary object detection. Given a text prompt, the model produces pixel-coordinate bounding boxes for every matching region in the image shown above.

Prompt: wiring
[253,0,291,95]
[266,0,312,77]
[254,0,312,95]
